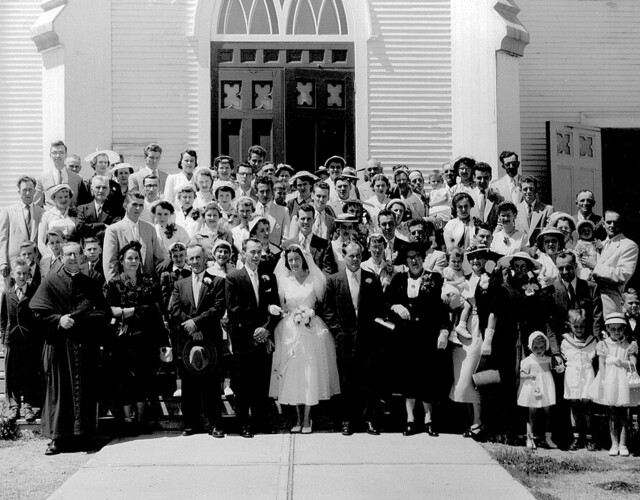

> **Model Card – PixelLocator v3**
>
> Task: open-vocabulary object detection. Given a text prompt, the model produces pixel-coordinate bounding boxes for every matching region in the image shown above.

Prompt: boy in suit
[1,258,41,422]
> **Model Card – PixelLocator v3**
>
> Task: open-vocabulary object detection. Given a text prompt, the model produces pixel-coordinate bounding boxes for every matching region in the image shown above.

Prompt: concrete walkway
[49,433,534,500]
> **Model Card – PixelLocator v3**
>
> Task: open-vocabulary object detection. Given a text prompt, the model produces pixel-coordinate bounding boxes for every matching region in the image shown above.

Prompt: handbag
[627,361,640,389]
[472,355,501,388]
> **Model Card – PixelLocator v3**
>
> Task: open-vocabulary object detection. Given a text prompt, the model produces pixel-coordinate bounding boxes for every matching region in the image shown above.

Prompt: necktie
[478,190,486,220]
[96,205,102,218]
[351,272,360,313]
[459,226,467,248]
[567,282,575,306]
[256,203,265,216]
[16,287,24,301]
[193,273,202,307]
[24,205,32,238]
[299,235,308,251]
[57,170,63,185]
[313,213,325,238]
[251,272,260,306]
[527,204,532,225]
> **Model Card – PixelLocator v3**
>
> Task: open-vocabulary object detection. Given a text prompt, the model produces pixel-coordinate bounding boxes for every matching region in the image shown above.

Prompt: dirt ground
[0,431,98,500]
[483,442,640,500]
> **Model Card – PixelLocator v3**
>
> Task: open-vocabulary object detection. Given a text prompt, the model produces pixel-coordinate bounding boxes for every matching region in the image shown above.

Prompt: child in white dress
[589,313,639,456]
[561,309,597,450]
[518,331,561,450]
[441,249,469,344]
[573,220,602,281]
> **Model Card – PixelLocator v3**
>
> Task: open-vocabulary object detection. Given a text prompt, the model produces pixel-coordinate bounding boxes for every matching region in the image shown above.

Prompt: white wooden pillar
[31,0,112,176]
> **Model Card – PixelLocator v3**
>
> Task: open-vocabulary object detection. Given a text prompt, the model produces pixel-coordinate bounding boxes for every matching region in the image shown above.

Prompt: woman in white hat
[385,199,411,242]
[37,184,77,258]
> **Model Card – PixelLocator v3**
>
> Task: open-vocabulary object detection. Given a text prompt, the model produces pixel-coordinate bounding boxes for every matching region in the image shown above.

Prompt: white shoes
[619,445,630,457]
[609,445,619,456]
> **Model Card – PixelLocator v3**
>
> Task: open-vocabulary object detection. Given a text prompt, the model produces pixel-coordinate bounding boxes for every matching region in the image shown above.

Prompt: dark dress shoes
[403,422,420,436]
[424,423,439,437]
[181,428,195,437]
[240,426,254,438]
[211,427,226,438]
[365,421,380,436]
[45,440,60,456]
[341,421,353,436]
[24,408,36,423]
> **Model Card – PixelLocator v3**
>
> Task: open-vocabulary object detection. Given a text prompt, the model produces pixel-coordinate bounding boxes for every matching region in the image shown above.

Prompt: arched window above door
[217,0,348,36]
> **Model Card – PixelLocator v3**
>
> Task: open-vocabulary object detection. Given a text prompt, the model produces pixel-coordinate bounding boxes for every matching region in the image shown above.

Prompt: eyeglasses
[504,161,520,167]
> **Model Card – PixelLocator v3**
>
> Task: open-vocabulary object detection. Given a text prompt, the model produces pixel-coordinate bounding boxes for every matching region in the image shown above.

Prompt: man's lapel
[600,238,619,263]
[196,278,209,313]
[184,277,196,309]
[242,267,259,310]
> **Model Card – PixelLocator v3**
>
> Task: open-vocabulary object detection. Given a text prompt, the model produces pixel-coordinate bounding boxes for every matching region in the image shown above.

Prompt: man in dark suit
[169,244,226,437]
[323,241,386,436]
[158,242,192,309]
[282,204,337,275]
[575,190,606,241]
[76,176,121,243]
[378,209,407,265]
[79,237,105,284]
[548,250,603,352]
[225,237,280,437]
[1,258,41,422]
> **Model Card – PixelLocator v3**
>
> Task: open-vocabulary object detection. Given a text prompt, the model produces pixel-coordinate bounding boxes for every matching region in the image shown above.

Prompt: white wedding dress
[269,256,340,406]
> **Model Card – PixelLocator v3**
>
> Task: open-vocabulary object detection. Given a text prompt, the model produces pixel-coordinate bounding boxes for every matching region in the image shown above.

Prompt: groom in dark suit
[323,241,386,436]
[226,237,280,437]
[170,244,226,437]
[282,204,337,275]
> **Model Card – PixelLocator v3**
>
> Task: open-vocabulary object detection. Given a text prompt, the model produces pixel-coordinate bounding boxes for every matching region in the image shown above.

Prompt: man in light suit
[581,211,639,315]
[470,162,503,230]
[490,151,523,204]
[515,175,554,246]
[169,244,226,437]
[408,218,447,274]
[128,143,168,193]
[0,176,43,283]
[102,191,165,282]
[34,140,88,208]
[76,176,121,244]
[254,176,290,247]
[282,204,337,275]
[323,241,386,436]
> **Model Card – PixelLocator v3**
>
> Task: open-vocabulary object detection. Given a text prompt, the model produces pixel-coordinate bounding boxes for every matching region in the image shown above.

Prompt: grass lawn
[0,430,102,500]
[483,442,640,500]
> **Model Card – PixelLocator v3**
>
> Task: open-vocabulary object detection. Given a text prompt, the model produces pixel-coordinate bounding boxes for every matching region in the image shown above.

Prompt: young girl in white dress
[588,313,639,456]
[269,245,340,434]
[560,309,597,450]
[518,331,560,450]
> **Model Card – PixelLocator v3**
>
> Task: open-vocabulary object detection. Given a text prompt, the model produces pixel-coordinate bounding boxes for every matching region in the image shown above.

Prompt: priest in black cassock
[30,241,111,455]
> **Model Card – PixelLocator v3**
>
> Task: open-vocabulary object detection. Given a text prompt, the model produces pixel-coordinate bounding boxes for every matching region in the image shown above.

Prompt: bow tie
[173,268,191,279]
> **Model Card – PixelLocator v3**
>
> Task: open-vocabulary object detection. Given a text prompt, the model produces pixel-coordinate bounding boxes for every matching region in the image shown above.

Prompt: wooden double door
[214,67,354,169]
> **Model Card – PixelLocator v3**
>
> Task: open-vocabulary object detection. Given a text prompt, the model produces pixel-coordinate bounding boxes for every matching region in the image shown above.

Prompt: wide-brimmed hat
[549,212,577,232]
[498,251,542,270]
[536,227,565,249]
[576,219,596,233]
[84,149,121,165]
[398,241,428,261]
[289,170,318,185]
[48,183,73,200]
[324,155,346,168]
[342,166,359,180]
[333,213,358,225]
[465,245,502,262]
[314,166,330,178]
[385,199,409,212]
[182,338,218,375]
[109,163,134,175]
[275,164,295,176]
[605,312,628,326]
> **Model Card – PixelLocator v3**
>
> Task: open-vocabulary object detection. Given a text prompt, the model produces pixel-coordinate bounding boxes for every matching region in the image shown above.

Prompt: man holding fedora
[169,243,226,437]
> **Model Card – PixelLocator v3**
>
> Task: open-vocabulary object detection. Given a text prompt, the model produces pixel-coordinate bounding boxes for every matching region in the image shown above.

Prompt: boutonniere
[522,281,541,297]
[203,277,212,285]
[365,278,373,284]
[261,275,270,282]
[479,273,490,290]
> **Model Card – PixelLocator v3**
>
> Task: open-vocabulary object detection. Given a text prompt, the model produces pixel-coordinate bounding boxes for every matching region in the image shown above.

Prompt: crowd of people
[1,141,639,458]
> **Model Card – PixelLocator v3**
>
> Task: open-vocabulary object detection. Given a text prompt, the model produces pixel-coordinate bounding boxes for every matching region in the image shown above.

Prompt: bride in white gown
[269,245,340,433]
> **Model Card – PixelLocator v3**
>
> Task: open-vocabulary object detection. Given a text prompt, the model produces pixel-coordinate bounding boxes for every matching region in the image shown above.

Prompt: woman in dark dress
[104,241,170,431]
[387,241,450,436]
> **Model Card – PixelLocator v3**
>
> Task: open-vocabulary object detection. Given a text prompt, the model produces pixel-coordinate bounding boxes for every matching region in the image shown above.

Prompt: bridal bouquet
[292,306,315,328]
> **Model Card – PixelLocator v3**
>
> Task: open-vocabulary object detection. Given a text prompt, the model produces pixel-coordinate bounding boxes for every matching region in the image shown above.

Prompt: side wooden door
[284,68,354,170]
[547,122,602,214]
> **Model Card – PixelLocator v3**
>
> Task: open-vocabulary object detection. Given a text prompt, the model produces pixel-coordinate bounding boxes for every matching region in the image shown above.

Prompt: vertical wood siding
[0,1,43,208]
[367,0,452,172]
[111,0,199,171]
[518,0,640,202]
